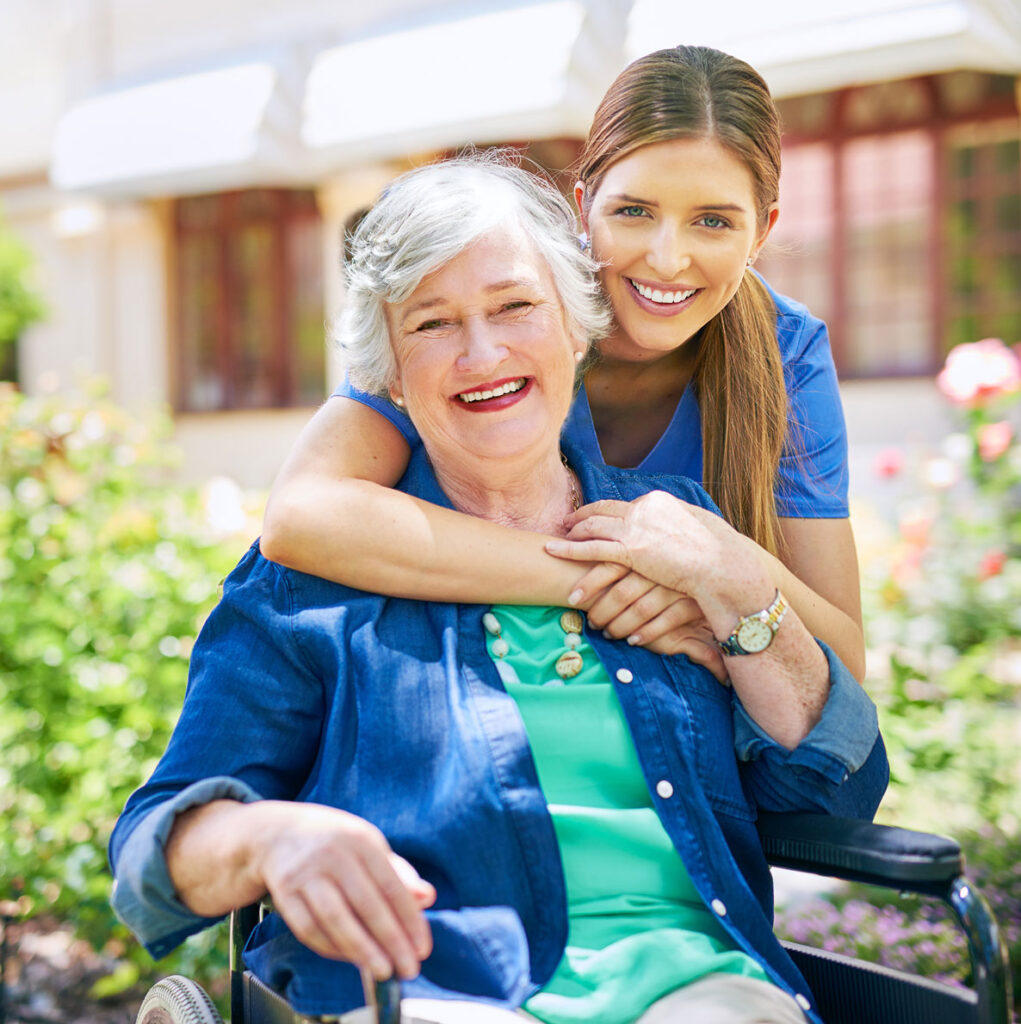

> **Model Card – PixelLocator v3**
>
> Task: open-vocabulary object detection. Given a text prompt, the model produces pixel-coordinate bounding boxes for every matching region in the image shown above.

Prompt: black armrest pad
[757,813,962,893]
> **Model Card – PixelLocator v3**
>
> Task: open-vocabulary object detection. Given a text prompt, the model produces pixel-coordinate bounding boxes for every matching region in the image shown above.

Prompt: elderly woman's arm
[109,546,432,980]
[164,799,434,980]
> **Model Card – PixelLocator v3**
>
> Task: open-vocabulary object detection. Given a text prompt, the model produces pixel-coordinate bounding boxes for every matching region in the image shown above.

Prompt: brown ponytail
[577,45,791,555]
[695,272,787,556]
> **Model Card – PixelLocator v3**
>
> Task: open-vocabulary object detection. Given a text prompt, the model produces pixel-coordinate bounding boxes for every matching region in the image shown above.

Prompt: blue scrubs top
[334,280,849,518]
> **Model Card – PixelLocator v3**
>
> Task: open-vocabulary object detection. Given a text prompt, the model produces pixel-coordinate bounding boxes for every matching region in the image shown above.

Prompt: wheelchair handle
[371,977,401,1024]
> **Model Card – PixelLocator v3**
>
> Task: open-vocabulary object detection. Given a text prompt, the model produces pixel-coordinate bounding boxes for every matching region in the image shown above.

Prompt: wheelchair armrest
[757,813,963,896]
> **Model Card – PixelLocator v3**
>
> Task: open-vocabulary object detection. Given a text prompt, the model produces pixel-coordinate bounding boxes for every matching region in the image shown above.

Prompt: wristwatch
[715,590,788,656]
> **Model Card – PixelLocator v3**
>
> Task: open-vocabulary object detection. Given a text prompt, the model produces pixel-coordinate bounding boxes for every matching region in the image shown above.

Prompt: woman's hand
[166,800,435,982]
[548,492,769,633]
[255,803,435,980]
[568,564,727,680]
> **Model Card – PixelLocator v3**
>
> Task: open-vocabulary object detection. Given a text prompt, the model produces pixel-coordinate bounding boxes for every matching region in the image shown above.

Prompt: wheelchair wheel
[135,976,224,1024]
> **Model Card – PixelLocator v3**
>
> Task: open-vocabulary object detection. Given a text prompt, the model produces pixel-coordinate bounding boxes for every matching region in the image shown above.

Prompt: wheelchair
[135,813,1014,1024]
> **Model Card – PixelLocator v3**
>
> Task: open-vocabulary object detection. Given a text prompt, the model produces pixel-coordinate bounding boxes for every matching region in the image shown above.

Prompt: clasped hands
[545,490,767,682]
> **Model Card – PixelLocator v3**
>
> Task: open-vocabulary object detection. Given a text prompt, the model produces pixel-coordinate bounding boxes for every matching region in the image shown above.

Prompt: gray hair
[336,152,611,396]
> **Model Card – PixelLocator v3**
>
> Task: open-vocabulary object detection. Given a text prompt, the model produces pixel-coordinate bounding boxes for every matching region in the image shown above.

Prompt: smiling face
[577,136,778,363]
[386,224,586,483]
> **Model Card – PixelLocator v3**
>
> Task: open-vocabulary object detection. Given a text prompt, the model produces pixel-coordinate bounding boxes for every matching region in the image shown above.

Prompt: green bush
[0,381,252,1000]
[862,338,1021,835]
[791,337,1021,1019]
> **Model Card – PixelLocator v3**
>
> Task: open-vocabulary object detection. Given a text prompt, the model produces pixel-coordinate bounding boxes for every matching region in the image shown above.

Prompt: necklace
[561,453,580,513]
[483,607,587,680]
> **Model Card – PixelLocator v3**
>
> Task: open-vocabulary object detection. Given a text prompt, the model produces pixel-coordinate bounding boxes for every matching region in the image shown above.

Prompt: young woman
[260,45,865,681]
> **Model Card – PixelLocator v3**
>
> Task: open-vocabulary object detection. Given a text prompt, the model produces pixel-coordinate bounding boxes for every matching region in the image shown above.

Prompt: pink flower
[936,338,1021,406]
[978,550,1007,581]
[899,510,932,547]
[977,421,1013,461]
[873,447,903,478]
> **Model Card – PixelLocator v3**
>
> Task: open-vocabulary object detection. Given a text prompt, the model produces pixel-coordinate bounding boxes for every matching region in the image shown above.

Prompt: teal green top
[484,604,770,1024]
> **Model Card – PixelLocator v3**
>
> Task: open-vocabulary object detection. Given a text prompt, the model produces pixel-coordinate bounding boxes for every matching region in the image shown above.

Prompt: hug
[110,145,886,1024]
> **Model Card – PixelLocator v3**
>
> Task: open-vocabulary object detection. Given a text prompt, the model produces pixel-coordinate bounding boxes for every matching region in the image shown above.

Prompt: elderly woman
[109,157,887,1024]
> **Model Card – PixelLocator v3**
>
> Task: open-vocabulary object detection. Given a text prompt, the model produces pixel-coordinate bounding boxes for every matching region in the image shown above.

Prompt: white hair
[335,152,610,396]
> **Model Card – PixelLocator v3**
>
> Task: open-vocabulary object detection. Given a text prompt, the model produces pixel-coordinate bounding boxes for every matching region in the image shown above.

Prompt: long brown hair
[577,45,789,556]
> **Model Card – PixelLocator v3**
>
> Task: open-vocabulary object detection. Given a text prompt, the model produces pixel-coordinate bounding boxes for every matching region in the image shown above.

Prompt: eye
[614,204,649,218]
[500,300,533,313]
[698,214,732,230]
[414,318,450,332]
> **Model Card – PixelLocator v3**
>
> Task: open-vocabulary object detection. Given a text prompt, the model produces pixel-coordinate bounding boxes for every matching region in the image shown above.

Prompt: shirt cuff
[733,641,878,784]
[111,775,263,958]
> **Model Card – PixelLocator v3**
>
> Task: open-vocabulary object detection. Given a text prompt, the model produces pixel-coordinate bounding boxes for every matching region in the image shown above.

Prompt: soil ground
[2,917,140,1024]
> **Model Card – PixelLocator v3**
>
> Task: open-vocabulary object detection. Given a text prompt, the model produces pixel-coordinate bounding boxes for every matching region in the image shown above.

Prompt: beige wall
[172,408,315,490]
[8,188,167,410]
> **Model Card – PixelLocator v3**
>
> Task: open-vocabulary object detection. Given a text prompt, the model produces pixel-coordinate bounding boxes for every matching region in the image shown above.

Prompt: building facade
[1,0,1019,487]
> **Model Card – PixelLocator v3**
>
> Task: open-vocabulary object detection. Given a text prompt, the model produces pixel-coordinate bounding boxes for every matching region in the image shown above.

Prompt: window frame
[172,188,324,412]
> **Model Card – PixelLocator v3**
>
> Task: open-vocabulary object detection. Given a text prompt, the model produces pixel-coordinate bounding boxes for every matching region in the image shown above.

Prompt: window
[842,130,935,375]
[945,121,1021,350]
[763,73,1020,378]
[760,142,835,352]
[175,189,324,411]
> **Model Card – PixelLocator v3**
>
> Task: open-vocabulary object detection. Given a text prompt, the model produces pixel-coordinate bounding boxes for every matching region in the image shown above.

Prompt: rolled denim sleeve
[111,776,262,958]
[733,641,888,818]
[108,544,330,957]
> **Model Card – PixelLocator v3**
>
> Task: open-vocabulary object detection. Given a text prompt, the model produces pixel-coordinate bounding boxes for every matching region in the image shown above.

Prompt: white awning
[301,1,624,169]
[626,0,1021,98]
[50,61,305,197]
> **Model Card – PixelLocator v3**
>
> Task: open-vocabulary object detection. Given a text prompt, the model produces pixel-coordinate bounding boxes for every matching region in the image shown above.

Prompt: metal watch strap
[716,589,788,656]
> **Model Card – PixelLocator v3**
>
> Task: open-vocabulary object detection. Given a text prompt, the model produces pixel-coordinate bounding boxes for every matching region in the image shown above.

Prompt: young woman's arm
[549,509,866,684]
[263,401,865,676]
[261,397,594,604]
[771,516,864,681]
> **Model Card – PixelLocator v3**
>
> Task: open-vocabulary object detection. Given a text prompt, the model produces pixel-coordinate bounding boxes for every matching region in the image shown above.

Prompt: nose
[646,222,692,280]
[456,317,507,374]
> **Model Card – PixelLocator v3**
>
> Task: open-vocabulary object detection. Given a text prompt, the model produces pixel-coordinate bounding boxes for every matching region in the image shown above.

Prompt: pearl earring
[394,395,405,407]
[574,350,585,364]
[746,256,755,267]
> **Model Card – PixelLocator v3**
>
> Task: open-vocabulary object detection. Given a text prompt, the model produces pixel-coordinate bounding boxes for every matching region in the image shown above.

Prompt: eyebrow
[692,203,749,213]
[400,278,541,322]
[605,192,659,207]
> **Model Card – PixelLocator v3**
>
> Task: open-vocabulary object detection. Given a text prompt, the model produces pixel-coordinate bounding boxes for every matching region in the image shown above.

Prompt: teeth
[457,378,527,404]
[632,281,696,304]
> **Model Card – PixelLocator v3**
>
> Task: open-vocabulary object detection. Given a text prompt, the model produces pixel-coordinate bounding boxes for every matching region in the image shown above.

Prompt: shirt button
[655,779,674,798]
[615,668,634,683]
[795,994,811,1012]
[710,898,727,917]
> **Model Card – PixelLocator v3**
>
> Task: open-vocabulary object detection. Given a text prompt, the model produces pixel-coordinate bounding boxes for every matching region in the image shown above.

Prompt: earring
[574,350,585,364]
[746,255,755,267]
[579,234,590,253]
[394,395,405,407]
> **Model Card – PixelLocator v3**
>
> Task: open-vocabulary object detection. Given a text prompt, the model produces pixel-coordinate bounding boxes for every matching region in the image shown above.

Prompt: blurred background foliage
[0,381,252,1003]
[0,340,1018,1014]
[0,212,46,383]
[776,337,1021,1009]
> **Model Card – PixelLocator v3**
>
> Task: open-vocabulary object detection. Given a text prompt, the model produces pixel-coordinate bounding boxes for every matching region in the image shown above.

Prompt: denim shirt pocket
[673,664,756,822]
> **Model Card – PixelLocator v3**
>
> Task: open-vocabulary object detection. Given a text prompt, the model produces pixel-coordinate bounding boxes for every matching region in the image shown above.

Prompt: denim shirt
[109,441,887,1022]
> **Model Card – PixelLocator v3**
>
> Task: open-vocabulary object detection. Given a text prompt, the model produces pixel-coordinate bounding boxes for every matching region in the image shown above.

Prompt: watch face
[736,617,773,653]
